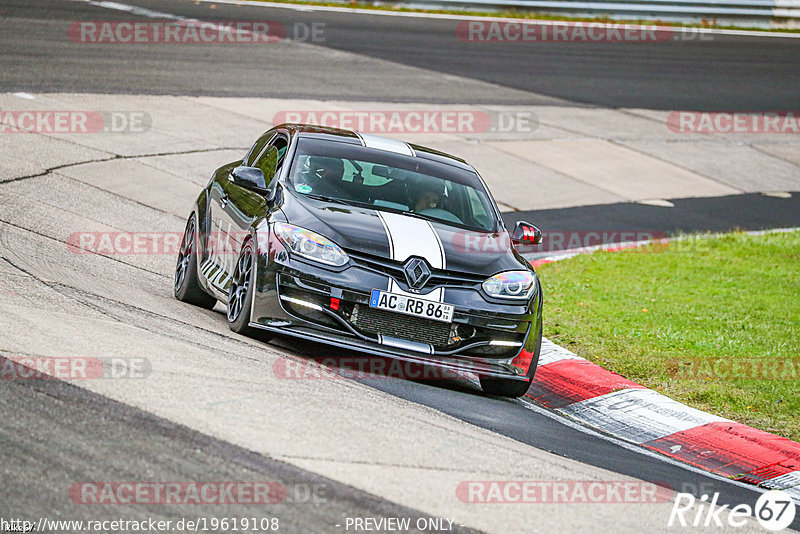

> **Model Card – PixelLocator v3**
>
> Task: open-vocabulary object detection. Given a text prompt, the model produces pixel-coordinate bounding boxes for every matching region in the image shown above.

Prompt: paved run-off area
[3,93,799,208]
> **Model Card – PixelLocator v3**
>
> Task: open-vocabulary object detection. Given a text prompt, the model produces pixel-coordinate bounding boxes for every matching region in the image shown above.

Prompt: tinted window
[245,133,272,167]
[254,134,289,186]
[287,138,500,232]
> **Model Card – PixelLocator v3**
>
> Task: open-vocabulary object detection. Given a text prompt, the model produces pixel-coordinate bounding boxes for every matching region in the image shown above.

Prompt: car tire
[479,324,543,398]
[174,213,217,309]
[227,240,273,342]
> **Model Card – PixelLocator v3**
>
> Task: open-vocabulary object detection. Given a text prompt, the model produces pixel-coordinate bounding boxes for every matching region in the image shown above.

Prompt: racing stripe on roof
[358,133,414,156]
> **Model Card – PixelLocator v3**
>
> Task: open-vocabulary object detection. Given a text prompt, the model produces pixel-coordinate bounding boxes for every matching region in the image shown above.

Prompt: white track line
[77,0,275,39]
[74,0,800,39]
[195,0,800,39]
[83,0,188,20]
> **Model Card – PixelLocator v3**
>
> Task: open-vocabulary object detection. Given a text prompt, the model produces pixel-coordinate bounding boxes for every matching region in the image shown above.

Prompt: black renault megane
[174,123,543,397]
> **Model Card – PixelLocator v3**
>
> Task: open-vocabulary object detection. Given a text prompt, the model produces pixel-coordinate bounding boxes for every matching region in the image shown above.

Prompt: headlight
[272,222,349,267]
[482,271,536,300]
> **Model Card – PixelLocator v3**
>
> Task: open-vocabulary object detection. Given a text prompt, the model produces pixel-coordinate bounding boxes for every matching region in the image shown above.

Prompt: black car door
[205,132,288,294]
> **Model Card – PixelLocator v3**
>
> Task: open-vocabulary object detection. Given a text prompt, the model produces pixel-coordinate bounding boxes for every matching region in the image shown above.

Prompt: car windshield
[287,137,501,232]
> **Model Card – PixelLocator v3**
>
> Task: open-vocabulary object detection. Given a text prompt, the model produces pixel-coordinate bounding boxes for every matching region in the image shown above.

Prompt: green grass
[537,230,800,441]
[247,0,800,32]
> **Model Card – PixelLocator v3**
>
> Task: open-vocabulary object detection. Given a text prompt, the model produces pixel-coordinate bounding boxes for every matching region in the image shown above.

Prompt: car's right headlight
[272,222,349,267]
[482,270,536,300]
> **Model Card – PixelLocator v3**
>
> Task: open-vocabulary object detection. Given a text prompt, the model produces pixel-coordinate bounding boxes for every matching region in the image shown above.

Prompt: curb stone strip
[529,337,800,502]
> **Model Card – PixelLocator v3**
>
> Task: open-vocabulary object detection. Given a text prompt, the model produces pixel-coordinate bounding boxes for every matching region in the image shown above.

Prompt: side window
[272,136,289,171]
[465,186,492,228]
[245,133,272,167]
[254,135,289,187]
[276,139,288,162]
[466,187,488,218]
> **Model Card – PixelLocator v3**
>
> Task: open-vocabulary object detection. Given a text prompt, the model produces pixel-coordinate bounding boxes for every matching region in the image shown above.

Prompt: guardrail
[402,0,800,28]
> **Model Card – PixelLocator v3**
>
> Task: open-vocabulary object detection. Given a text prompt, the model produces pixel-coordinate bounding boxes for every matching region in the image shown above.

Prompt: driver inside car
[413,187,442,212]
[296,156,344,196]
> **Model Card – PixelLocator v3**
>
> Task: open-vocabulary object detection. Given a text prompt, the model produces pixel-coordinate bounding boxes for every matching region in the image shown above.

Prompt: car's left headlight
[482,270,537,300]
[272,222,349,267]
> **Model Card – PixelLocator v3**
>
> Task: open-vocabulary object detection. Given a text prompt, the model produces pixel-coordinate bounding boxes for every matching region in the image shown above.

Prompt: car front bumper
[250,248,543,381]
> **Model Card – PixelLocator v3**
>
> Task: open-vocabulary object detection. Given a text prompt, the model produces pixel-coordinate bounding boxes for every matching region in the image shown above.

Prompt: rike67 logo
[668,490,796,531]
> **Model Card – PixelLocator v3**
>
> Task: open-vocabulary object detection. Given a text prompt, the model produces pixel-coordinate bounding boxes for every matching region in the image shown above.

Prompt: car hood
[279,191,527,276]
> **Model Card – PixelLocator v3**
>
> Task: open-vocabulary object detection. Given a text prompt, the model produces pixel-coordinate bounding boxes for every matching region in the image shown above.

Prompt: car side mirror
[511,221,542,245]
[266,183,281,204]
[231,166,268,192]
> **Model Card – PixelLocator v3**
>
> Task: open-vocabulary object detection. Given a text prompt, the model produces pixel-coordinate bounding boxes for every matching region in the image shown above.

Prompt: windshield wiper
[301,193,371,210]
[301,193,497,232]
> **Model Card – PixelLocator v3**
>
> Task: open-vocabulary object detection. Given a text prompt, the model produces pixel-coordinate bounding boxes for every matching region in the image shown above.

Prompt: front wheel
[227,240,272,342]
[480,324,542,398]
[174,214,217,309]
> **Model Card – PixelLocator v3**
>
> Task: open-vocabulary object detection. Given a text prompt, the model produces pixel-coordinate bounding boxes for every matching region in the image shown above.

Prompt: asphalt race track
[504,192,800,237]
[1,0,799,532]
[1,0,799,109]
[1,368,481,534]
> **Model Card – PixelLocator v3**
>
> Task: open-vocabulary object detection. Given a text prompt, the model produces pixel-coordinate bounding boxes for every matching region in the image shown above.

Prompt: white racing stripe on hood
[376,211,445,302]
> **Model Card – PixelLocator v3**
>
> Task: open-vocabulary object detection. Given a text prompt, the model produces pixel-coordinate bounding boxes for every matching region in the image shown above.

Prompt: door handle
[220,195,229,208]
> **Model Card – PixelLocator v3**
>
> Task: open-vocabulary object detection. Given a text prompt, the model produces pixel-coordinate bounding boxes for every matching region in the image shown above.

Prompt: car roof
[277,123,473,171]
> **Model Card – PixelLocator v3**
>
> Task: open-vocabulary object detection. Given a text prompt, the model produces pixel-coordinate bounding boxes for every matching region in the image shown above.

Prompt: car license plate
[369,289,454,323]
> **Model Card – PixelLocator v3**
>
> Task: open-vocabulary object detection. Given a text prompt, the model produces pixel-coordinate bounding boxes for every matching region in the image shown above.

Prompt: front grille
[350,304,451,347]
[346,250,483,288]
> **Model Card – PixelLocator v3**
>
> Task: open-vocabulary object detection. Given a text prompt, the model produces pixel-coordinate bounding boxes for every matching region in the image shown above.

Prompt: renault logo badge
[403,257,431,289]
